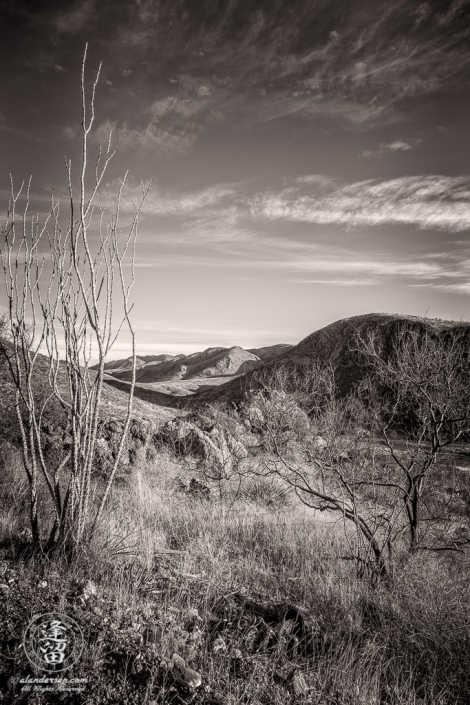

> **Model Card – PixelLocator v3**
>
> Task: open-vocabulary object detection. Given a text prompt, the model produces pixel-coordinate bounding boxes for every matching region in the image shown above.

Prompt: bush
[241,477,292,508]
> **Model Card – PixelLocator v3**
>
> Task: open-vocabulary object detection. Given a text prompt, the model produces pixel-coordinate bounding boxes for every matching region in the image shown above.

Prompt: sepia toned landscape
[1,2,470,704]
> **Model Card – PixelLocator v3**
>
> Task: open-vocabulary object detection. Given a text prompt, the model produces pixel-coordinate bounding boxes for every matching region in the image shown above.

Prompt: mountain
[100,344,290,384]
[278,312,470,395]
[175,313,470,406]
[248,344,293,362]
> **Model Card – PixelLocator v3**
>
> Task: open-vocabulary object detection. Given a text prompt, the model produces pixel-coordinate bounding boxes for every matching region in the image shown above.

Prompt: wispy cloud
[250,256,448,279]
[291,278,377,286]
[251,175,470,232]
[93,79,221,154]
[55,0,96,34]
[93,119,200,155]
[67,0,470,146]
[0,122,43,143]
[5,0,470,138]
[103,179,239,218]
[410,282,470,296]
[361,139,421,158]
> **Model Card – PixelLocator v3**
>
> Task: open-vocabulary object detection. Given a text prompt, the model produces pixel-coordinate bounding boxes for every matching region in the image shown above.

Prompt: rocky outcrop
[94,417,157,472]
[156,416,247,474]
[240,390,310,442]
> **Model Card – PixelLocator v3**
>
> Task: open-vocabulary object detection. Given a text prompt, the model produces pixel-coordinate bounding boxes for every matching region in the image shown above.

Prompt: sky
[1,0,470,358]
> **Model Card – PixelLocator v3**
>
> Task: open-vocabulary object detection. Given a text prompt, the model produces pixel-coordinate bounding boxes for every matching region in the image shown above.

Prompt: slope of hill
[0,345,177,431]
[248,344,293,362]
[109,346,260,383]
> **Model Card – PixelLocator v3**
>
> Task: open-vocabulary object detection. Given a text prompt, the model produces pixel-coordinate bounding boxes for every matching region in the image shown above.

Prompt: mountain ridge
[98,343,293,384]
[163,312,470,407]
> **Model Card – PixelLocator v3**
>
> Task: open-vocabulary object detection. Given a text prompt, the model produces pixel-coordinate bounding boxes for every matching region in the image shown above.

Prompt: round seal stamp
[23,613,84,672]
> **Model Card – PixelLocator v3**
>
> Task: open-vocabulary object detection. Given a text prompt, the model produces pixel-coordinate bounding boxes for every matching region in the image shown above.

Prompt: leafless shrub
[357,324,470,556]
[256,328,470,583]
[0,45,149,556]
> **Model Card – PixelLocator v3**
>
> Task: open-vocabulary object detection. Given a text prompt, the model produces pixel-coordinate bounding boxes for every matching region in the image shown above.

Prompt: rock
[95,417,157,472]
[184,608,203,629]
[241,391,310,441]
[292,671,308,696]
[129,417,154,445]
[171,653,202,689]
[158,418,247,475]
[82,579,98,600]
[189,477,211,499]
[176,476,211,499]
[223,592,321,658]
[212,635,227,653]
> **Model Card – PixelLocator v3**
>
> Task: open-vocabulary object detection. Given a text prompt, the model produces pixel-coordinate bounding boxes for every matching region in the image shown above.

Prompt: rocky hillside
[278,312,470,395]
[100,344,290,383]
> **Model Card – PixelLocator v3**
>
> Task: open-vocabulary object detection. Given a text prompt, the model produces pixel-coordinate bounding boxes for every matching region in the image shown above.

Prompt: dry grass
[1,442,470,704]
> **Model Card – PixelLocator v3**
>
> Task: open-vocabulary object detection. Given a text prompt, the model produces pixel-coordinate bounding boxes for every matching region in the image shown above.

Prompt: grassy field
[1,437,469,705]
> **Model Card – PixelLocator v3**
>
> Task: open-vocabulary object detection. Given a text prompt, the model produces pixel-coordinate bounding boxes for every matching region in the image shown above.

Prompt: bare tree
[251,365,395,581]
[0,45,149,555]
[357,323,470,556]
[254,327,470,582]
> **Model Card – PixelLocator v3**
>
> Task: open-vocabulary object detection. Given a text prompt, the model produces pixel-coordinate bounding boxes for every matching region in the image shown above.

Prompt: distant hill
[248,344,293,362]
[98,344,291,384]
[177,313,470,406]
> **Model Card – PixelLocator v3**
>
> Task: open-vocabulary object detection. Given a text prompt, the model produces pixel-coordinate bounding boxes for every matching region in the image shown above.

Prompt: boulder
[94,416,157,472]
[175,476,211,499]
[157,418,247,475]
[171,653,202,690]
[241,391,310,441]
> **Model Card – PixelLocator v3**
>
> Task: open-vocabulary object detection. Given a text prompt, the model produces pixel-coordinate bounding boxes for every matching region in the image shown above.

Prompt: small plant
[242,477,292,508]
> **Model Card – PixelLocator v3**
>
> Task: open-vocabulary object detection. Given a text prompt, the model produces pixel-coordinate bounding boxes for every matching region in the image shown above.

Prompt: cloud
[291,278,377,286]
[0,123,44,143]
[93,78,220,155]
[107,180,238,217]
[252,256,447,279]
[5,0,470,137]
[411,282,470,296]
[93,119,200,155]
[62,126,78,141]
[86,0,470,137]
[56,0,96,34]
[361,139,420,158]
[149,95,209,121]
[247,94,393,129]
[250,175,470,232]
